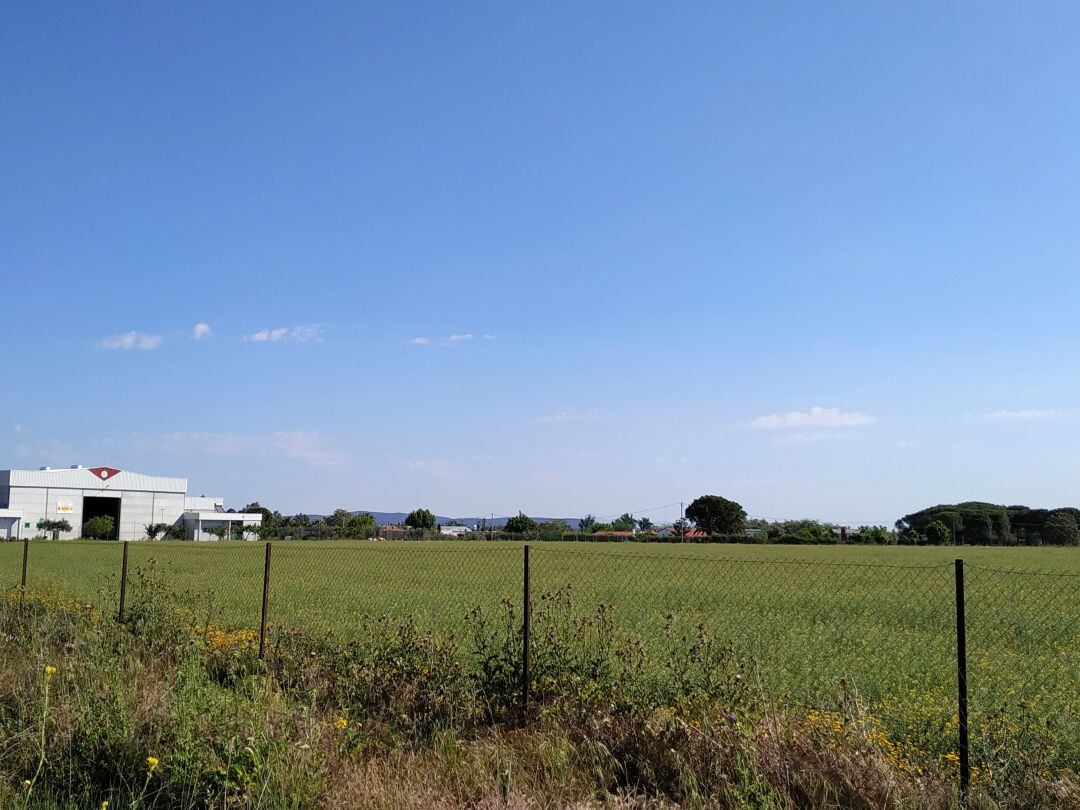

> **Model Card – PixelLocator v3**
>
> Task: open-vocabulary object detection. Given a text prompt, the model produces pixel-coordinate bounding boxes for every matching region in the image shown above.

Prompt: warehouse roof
[2,466,187,493]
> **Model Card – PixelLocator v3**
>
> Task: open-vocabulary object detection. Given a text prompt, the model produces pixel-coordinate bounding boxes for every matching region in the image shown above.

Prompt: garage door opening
[82,496,121,540]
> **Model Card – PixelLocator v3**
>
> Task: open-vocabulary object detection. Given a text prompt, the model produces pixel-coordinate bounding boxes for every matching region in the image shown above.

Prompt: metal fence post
[259,542,272,660]
[954,558,971,801]
[521,544,531,720]
[20,537,29,606]
[117,541,129,623]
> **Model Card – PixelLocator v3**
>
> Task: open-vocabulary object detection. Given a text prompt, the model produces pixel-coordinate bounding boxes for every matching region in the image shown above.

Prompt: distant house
[379,524,408,540]
[439,524,469,537]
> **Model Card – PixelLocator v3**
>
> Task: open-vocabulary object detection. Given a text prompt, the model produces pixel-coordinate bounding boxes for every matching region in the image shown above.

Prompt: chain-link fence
[2,538,1077,794]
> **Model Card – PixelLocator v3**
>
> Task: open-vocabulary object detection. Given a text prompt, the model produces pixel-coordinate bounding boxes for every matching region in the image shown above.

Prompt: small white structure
[0,465,260,541]
[438,524,470,537]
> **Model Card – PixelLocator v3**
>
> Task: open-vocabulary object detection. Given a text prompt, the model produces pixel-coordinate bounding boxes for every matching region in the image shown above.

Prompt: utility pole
[680,501,685,542]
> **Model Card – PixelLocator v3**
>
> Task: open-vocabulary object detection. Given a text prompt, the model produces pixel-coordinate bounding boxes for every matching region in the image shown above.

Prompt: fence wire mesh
[3,538,1079,787]
[964,564,1080,773]
[532,547,958,755]
[268,542,521,639]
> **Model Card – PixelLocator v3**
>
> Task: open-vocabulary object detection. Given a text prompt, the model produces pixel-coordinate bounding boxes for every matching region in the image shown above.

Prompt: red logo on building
[88,467,121,481]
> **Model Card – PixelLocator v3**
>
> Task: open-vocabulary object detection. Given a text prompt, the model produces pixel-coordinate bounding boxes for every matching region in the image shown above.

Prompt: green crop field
[3,540,1078,772]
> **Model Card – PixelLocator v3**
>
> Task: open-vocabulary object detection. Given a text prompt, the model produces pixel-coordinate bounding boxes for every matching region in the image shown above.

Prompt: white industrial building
[0,465,261,541]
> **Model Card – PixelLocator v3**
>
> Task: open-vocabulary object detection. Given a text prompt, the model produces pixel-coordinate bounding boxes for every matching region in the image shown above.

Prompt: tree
[144,522,170,541]
[164,523,187,541]
[326,508,354,527]
[1043,512,1080,546]
[925,520,951,546]
[538,519,571,540]
[83,515,116,540]
[685,495,747,535]
[404,508,437,531]
[856,525,891,545]
[348,512,378,537]
[504,512,537,534]
[611,513,636,532]
[205,526,228,541]
[578,514,596,533]
[637,516,655,532]
[37,519,72,540]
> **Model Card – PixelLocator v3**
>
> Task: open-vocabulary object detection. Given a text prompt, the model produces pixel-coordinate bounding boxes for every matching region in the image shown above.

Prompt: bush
[82,515,115,540]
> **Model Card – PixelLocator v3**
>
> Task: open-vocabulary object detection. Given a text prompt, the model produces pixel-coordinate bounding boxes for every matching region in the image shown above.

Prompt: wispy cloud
[540,408,599,424]
[411,337,431,345]
[244,325,323,343]
[163,430,348,467]
[979,408,1058,422]
[749,406,875,429]
[192,322,212,340]
[100,331,163,350]
[449,333,474,342]
[772,431,867,445]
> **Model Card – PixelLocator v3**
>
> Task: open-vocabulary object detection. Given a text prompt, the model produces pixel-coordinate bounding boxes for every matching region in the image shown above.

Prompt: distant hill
[300,511,582,531]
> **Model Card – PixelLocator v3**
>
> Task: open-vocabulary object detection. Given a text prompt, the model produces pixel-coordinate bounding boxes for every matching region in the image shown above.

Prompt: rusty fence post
[521,543,531,721]
[259,542,272,660]
[20,537,29,606]
[954,558,971,802]
[117,541,129,623]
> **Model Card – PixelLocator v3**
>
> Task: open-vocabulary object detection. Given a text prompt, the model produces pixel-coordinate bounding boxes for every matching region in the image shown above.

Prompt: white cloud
[192,322,212,340]
[100,331,163,350]
[244,325,323,344]
[772,432,867,445]
[980,408,1058,422]
[540,408,599,424]
[749,406,875,429]
[449,333,474,342]
[411,337,431,345]
[163,430,348,467]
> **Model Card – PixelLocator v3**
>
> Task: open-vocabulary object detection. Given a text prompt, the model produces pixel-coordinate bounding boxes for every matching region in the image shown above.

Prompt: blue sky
[3,3,1080,525]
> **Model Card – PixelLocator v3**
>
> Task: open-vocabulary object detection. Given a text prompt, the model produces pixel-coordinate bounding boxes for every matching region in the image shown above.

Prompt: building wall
[5,486,186,540]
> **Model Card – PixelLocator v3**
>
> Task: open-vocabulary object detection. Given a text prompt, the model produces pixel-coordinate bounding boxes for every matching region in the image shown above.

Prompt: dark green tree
[637,516,655,532]
[404,508,437,531]
[1043,512,1080,546]
[925,520,951,545]
[538,519,571,540]
[611,513,636,532]
[578,514,596,532]
[856,525,891,545]
[504,512,537,534]
[685,495,747,535]
[144,522,170,541]
[83,515,116,540]
[326,508,354,527]
[37,518,72,540]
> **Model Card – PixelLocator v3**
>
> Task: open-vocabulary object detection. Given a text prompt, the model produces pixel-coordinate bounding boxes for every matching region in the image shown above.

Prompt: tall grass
[0,568,1074,808]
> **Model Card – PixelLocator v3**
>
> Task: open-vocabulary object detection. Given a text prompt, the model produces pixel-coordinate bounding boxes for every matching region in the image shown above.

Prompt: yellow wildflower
[22,779,31,789]
[146,756,160,773]
[333,717,348,730]
[43,665,56,679]
[101,802,110,810]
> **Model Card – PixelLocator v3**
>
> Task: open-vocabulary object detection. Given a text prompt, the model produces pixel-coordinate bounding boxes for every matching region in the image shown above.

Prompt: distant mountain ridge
[301,511,582,531]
